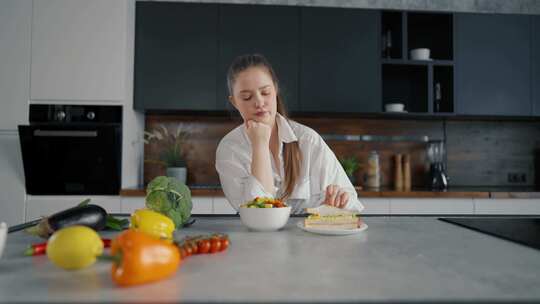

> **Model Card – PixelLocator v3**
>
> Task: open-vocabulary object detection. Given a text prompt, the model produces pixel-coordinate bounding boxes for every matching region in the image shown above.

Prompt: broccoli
[145,176,192,229]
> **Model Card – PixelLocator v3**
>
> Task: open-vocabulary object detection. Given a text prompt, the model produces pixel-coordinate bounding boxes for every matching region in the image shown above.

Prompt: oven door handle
[33,130,98,137]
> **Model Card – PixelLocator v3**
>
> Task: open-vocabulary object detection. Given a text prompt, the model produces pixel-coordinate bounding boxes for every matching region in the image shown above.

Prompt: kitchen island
[1,217,539,303]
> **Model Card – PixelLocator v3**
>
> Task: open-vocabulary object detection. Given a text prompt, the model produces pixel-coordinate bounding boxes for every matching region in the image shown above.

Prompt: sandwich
[304,205,361,230]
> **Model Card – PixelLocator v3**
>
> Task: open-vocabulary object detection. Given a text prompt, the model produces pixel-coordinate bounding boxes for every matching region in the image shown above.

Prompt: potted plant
[339,156,360,185]
[144,124,189,184]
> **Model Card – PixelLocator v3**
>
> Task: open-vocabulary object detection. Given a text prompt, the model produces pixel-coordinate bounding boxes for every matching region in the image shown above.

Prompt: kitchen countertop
[120,186,540,199]
[1,216,539,303]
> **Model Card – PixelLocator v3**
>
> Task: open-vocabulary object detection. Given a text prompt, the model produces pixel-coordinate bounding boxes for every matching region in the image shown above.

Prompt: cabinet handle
[435,82,442,112]
[33,130,98,137]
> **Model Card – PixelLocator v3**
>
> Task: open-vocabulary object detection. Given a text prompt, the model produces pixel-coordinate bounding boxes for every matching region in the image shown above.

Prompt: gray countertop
[1,216,539,303]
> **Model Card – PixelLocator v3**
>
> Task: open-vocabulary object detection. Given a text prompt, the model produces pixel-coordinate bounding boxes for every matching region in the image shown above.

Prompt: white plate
[297,221,368,235]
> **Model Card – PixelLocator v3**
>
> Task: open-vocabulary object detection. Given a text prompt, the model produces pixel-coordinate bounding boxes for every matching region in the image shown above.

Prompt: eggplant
[48,204,107,232]
[26,202,110,238]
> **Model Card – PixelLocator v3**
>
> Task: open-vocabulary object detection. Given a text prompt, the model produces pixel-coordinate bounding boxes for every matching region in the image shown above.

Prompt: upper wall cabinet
[300,7,381,113]
[533,16,540,116]
[31,0,126,102]
[135,2,218,111]
[455,14,531,116]
[0,0,31,130]
[381,12,454,114]
[217,5,300,113]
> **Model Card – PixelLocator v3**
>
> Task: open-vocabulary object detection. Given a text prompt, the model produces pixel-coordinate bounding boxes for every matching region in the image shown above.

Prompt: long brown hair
[226,54,302,200]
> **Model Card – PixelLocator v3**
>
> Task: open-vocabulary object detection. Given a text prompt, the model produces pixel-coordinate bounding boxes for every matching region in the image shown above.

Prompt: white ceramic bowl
[410,48,431,60]
[239,206,291,231]
[385,103,405,112]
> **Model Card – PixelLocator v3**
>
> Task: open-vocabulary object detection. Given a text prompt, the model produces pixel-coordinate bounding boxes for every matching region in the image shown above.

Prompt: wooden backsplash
[144,114,540,187]
[144,114,443,188]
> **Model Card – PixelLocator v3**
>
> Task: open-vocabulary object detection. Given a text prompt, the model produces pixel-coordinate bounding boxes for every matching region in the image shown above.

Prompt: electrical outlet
[508,172,527,183]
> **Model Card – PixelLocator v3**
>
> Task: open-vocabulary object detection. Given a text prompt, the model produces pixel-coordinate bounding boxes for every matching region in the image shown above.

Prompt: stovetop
[439,217,540,250]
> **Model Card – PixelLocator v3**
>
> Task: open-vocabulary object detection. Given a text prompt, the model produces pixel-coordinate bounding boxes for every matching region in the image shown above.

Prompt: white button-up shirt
[215,114,364,214]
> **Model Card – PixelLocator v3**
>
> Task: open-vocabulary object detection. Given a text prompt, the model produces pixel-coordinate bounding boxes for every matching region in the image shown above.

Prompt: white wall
[0,0,32,225]
[0,0,31,130]
[30,0,126,102]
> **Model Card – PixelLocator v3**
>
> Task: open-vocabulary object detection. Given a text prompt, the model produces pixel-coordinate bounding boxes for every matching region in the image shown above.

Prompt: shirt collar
[276,113,298,144]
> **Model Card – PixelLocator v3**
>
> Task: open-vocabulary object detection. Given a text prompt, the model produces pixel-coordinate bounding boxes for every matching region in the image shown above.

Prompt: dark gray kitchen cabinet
[218,5,300,113]
[300,8,381,113]
[134,2,218,111]
[455,14,531,116]
[533,16,540,116]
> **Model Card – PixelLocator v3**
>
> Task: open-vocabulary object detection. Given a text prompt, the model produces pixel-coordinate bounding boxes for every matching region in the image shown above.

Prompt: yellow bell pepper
[130,209,175,240]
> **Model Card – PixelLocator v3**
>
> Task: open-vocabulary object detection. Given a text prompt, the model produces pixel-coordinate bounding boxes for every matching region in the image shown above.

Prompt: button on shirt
[215,114,364,214]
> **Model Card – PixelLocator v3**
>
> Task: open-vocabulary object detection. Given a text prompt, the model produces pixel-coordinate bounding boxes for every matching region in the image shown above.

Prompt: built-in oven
[18,105,122,195]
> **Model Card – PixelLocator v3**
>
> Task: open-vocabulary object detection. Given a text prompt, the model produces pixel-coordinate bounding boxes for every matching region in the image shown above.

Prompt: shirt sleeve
[307,135,364,213]
[215,143,275,212]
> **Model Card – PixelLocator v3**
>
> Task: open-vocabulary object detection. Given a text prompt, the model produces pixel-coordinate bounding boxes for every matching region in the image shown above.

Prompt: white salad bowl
[239,206,291,232]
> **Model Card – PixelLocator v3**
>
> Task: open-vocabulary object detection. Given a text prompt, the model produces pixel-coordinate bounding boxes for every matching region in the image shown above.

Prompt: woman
[215,54,363,214]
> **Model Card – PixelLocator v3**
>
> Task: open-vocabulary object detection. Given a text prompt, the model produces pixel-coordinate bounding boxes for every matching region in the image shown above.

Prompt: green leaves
[340,156,360,177]
[144,124,189,168]
[105,215,129,231]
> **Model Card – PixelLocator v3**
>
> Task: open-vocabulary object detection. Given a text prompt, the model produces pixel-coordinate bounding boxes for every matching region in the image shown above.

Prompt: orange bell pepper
[110,229,181,287]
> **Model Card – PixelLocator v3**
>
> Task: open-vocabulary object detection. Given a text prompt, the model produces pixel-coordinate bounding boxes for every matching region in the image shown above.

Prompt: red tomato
[179,247,186,259]
[197,240,211,254]
[220,238,229,251]
[184,244,193,257]
[190,241,199,255]
[210,237,221,253]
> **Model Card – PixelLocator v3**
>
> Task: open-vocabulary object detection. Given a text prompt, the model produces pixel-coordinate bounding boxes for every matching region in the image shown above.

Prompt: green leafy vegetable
[145,176,193,229]
[105,215,129,231]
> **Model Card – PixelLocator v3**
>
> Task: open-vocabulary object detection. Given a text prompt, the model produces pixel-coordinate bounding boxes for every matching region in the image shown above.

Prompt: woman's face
[229,66,277,126]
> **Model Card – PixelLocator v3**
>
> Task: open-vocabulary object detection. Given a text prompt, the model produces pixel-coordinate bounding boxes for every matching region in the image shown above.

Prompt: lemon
[46,226,104,270]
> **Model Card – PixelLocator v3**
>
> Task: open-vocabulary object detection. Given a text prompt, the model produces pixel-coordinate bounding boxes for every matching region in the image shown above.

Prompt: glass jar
[365,151,381,189]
